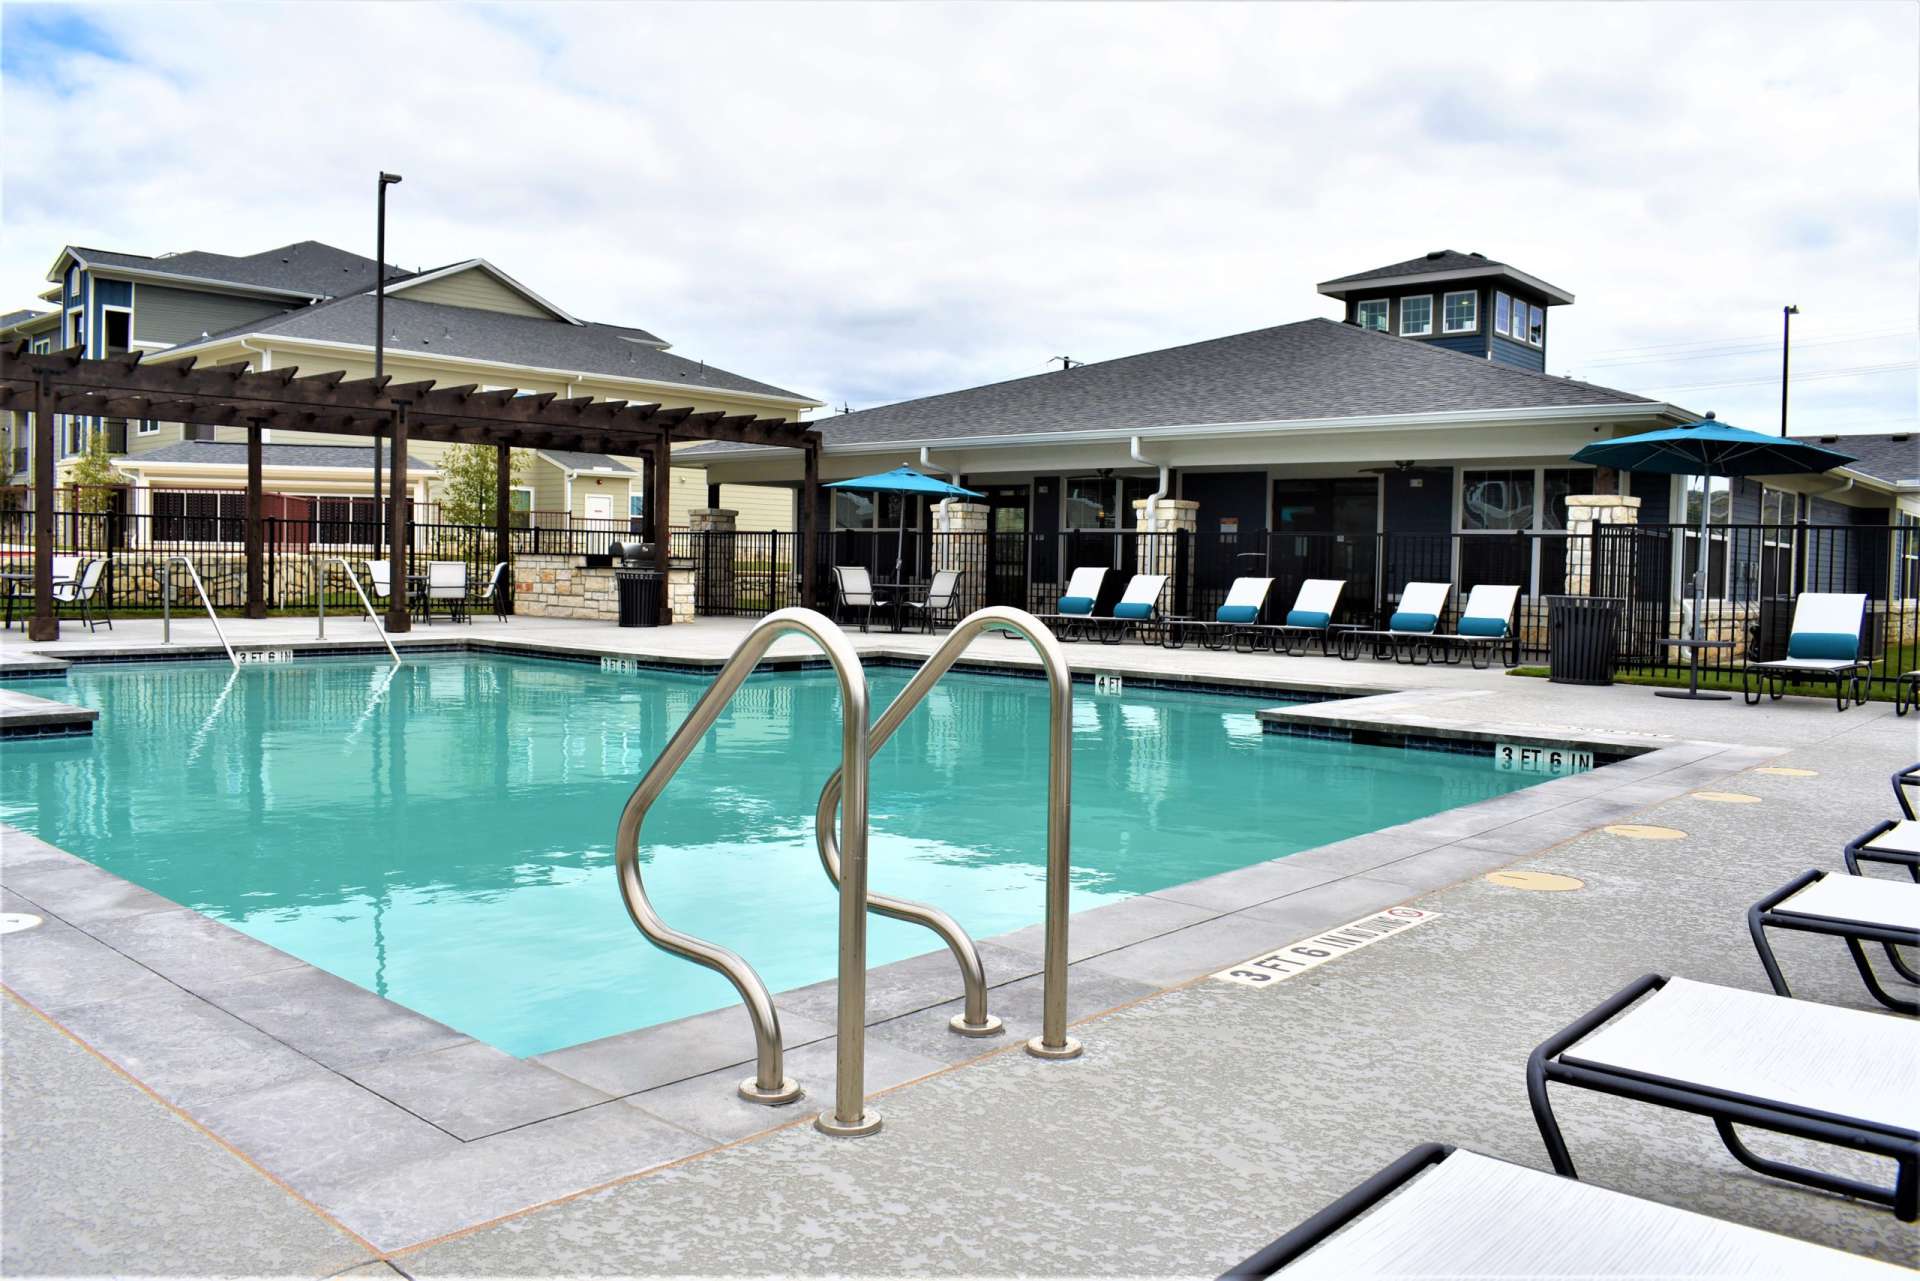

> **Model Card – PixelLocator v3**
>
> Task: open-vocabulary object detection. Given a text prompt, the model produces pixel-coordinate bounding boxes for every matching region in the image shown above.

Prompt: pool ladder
[614,606,1078,1138]
[159,553,238,668]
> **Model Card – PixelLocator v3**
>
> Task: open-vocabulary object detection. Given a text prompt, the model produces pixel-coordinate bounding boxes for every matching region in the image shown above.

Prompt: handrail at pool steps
[614,607,885,1136]
[319,554,403,665]
[159,553,238,668]
[814,606,1082,1061]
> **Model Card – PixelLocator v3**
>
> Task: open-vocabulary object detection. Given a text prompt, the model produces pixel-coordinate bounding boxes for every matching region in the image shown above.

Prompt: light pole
[373,172,402,551]
[1779,304,1798,438]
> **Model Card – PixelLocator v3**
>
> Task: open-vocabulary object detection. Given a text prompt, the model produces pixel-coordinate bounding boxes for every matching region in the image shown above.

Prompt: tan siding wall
[396,269,557,320]
[126,422,186,453]
[530,458,567,512]
[721,484,794,532]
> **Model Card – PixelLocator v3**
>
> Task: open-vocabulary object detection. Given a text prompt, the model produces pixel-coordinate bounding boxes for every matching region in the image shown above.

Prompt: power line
[1577,329,1914,371]
[1576,317,1918,360]
[1643,360,1917,393]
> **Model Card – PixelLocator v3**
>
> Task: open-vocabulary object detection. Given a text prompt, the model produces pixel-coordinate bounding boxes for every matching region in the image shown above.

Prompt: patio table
[872,581,920,633]
[1,570,72,630]
[1655,636,1735,701]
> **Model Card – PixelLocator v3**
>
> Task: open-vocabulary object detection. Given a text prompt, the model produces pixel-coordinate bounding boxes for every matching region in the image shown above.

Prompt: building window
[1541,469,1597,530]
[1527,304,1545,346]
[1894,511,1918,603]
[1442,291,1478,334]
[1356,299,1389,333]
[1398,295,1433,337]
[154,490,247,543]
[833,489,913,532]
[67,310,85,352]
[510,487,534,529]
[1064,477,1117,530]
[1461,469,1536,531]
[314,496,383,544]
[1494,292,1511,338]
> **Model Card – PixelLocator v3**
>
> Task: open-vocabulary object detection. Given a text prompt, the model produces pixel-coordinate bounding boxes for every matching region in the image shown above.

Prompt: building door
[584,494,613,523]
[980,485,1029,606]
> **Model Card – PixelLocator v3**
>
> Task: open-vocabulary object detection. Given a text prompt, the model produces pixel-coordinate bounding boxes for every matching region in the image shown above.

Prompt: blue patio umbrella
[826,466,982,579]
[1570,414,1854,698]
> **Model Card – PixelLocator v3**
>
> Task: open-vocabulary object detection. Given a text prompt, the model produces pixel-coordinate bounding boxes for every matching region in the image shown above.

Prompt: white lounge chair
[832,565,889,632]
[363,559,393,604]
[1750,869,1919,1014]
[1036,566,1108,641]
[1845,762,1920,883]
[900,569,961,633]
[1336,581,1451,663]
[1529,974,1920,1220]
[1224,1143,1908,1278]
[51,557,109,631]
[1432,583,1520,669]
[1165,577,1272,651]
[1258,579,1345,656]
[1098,572,1168,644]
[1743,592,1871,711]
[427,560,469,623]
[477,561,510,621]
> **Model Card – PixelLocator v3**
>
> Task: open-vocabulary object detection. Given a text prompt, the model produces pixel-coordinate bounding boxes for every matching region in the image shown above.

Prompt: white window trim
[1355,298,1390,333]
[1441,290,1478,334]
[136,418,161,436]
[1398,294,1434,337]
[1527,303,1545,348]
[1493,291,1511,339]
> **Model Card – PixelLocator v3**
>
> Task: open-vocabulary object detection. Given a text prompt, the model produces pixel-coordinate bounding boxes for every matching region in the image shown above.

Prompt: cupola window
[1398,295,1433,337]
[1356,299,1389,332]
[1442,290,1478,333]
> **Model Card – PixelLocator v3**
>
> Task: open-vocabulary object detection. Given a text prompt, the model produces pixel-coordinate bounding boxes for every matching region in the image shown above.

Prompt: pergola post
[494,443,512,611]
[802,437,820,608]
[651,431,673,625]
[385,402,411,633]
[27,374,56,642]
[244,421,267,618]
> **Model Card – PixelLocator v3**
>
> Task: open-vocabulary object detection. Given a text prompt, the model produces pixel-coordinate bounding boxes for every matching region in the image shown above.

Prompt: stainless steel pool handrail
[614,607,883,1136]
[328,557,402,665]
[814,606,1082,1061]
[159,554,238,668]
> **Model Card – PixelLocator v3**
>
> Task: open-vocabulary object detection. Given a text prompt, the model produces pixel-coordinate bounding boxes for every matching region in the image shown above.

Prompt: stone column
[1562,494,1639,596]
[931,501,988,615]
[1131,497,1198,611]
[687,507,736,616]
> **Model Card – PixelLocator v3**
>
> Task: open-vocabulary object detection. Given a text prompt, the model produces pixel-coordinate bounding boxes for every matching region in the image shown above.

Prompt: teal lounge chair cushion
[1114,602,1153,620]
[1285,610,1329,630]
[1787,631,1859,661]
[1458,616,1507,637]
[1389,611,1436,633]
[1216,604,1261,624]
[1058,596,1094,615]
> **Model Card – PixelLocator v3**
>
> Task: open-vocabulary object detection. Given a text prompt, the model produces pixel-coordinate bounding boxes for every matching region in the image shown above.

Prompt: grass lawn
[1509,662,1914,705]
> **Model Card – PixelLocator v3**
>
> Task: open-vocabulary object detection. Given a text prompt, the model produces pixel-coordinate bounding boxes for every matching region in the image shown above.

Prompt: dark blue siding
[1628,472,1671,524]
[94,278,131,307]
[1181,470,1266,535]
[1490,335,1544,372]
[1428,333,1486,359]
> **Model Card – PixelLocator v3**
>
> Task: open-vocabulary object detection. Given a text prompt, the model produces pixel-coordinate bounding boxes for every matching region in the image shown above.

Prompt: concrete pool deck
[2,615,1915,1274]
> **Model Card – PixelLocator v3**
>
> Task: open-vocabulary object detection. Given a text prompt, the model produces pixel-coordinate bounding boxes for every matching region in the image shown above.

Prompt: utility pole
[1779,304,1798,438]
[373,172,402,550]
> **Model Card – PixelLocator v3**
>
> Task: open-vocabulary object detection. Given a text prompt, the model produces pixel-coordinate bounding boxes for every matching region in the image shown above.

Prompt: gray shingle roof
[0,308,50,330]
[1795,433,1919,487]
[538,450,635,473]
[184,293,811,403]
[693,318,1657,455]
[1320,250,1505,287]
[71,241,407,299]
[119,441,435,471]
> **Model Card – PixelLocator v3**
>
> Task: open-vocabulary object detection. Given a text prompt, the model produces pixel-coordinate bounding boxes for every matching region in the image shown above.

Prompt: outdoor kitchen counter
[513,554,696,624]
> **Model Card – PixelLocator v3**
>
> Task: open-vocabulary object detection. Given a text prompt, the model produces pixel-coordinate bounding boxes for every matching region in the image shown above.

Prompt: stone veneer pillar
[687,508,737,615]
[1562,493,1639,596]
[931,501,989,615]
[1131,497,1198,610]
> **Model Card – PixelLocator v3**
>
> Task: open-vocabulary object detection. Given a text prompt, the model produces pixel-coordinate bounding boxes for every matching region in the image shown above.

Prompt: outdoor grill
[609,541,663,626]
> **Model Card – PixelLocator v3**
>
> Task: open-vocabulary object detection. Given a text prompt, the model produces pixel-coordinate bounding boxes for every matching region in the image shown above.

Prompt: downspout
[1130,436,1169,502]
[919,447,963,513]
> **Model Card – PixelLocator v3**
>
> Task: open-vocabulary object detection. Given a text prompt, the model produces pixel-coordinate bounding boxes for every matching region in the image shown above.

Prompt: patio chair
[363,559,393,605]
[1742,592,1870,711]
[1431,583,1520,669]
[52,557,109,632]
[900,569,961,634]
[1256,579,1345,656]
[832,565,889,632]
[1221,1143,1907,1279]
[1527,974,1920,1220]
[1750,869,1919,1014]
[475,561,510,622]
[1097,573,1168,644]
[1897,669,1919,717]
[1846,767,1920,882]
[427,560,469,623]
[8,554,83,630]
[1336,581,1451,664]
[1035,566,1108,642]
[1164,577,1272,651]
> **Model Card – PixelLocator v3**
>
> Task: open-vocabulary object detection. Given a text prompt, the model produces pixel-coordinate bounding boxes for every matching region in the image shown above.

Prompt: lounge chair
[1097,572,1168,644]
[1749,869,1919,1014]
[1742,592,1870,711]
[476,561,510,622]
[900,569,961,633]
[1846,768,1920,882]
[1432,584,1519,669]
[427,560,469,623]
[1163,577,1272,651]
[1222,1143,1908,1279]
[1254,579,1345,656]
[1336,581,1451,663]
[363,559,393,606]
[52,557,109,631]
[1898,669,1919,717]
[1528,974,1920,1220]
[832,565,889,632]
[1035,567,1108,642]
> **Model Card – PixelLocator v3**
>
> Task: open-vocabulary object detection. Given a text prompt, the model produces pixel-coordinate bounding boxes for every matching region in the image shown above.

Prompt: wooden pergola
[0,343,823,641]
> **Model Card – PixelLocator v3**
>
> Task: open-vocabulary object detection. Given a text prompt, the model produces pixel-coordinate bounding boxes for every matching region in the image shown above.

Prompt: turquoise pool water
[1,655,1529,1055]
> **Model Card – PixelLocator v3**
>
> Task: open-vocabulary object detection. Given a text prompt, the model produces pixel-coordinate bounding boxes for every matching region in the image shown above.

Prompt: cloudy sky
[3,1,1914,434]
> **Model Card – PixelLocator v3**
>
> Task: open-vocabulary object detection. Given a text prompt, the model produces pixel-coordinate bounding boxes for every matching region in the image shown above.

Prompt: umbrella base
[1654,689,1732,701]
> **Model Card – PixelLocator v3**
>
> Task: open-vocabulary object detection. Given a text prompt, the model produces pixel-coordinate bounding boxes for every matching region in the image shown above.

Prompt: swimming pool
[1,655,1531,1055]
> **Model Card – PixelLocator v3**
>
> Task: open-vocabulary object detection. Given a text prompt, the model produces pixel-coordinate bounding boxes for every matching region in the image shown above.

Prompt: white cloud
[3,0,1914,432]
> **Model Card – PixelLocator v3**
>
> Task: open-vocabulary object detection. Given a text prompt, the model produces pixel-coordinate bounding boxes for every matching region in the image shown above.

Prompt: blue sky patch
[2,7,126,85]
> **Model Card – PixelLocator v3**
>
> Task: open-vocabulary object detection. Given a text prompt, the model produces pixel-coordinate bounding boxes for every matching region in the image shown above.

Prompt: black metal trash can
[616,569,663,627]
[1547,595,1622,685]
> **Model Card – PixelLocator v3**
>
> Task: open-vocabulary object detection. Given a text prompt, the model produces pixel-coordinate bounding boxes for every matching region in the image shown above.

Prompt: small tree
[436,444,529,526]
[67,428,127,514]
